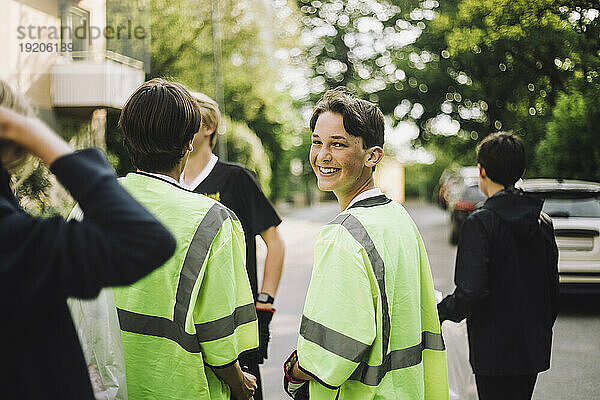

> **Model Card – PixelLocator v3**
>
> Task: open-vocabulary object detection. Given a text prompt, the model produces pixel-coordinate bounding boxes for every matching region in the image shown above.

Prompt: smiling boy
[283,87,448,400]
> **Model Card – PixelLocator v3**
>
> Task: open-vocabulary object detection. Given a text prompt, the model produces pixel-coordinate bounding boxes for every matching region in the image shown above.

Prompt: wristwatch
[257,292,275,304]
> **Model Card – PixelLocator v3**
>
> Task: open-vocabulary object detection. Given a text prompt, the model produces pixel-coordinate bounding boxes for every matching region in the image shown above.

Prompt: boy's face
[310,111,372,196]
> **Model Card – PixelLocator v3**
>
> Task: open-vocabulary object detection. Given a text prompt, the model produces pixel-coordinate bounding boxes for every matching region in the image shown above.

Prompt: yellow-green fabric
[113,173,258,400]
[297,196,448,400]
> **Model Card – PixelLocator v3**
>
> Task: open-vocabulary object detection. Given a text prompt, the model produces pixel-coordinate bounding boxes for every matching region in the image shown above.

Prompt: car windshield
[541,195,600,218]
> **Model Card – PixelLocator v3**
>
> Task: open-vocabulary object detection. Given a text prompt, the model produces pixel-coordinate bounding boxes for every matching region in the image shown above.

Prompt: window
[60,5,90,57]
[542,196,600,218]
[529,192,600,218]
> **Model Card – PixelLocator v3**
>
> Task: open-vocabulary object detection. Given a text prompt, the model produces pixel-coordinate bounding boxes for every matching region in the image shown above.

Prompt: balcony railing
[52,51,145,109]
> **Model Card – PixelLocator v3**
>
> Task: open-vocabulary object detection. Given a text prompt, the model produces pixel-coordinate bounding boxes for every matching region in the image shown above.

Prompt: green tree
[107,0,308,200]
[293,0,486,195]
[434,0,600,175]
[296,0,600,193]
[224,116,272,195]
[536,87,600,180]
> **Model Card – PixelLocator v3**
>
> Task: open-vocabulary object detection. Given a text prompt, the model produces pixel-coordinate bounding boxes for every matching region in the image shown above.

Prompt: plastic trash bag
[435,290,478,400]
[68,290,128,399]
[442,320,478,400]
[67,205,128,400]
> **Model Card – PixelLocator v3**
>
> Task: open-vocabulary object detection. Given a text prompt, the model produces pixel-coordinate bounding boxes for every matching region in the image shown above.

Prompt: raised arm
[0,107,176,302]
[0,106,71,166]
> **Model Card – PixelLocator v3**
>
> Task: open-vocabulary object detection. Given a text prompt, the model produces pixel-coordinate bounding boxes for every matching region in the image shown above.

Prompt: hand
[232,371,257,400]
[283,350,309,399]
[0,106,72,166]
[256,305,275,364]
[0,106,29,141]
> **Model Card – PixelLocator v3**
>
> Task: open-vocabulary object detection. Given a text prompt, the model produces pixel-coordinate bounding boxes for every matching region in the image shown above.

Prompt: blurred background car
[436,166,479,210]
[518,179,600,294]
[445,167,486,245]
[435,170,457,210]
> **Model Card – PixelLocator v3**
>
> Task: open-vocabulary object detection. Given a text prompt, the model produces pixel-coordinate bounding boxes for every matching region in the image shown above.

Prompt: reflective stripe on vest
[118,303,256,353]
[349,331,445,386]
[329,213,392,357]
[300,315,370,363]
[173,203,238,324]
[299,212,445,386]
[117,203,251,351]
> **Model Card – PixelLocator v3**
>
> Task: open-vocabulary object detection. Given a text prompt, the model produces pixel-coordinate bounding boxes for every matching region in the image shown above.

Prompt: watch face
[258,293,273,303]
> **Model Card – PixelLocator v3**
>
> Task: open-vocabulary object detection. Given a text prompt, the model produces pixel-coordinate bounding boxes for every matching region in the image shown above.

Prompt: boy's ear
[204,123,216,137]
[478,163,486,179]
[365,146,384,168]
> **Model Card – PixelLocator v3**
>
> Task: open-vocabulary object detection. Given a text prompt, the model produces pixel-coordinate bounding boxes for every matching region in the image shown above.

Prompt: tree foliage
[296,0,600,195]
[293,0,489,166]
[107,0,308,200]
[437,0,600,176]
[536,87,600,179]
[224,116,272,196]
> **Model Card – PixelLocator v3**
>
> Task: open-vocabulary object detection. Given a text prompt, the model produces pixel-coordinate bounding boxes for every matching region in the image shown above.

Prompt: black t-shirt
[192,160,282,298]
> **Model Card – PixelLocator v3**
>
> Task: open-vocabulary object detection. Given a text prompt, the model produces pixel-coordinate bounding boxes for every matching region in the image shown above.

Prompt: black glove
[283,350,309,400]
[256,306,275,364]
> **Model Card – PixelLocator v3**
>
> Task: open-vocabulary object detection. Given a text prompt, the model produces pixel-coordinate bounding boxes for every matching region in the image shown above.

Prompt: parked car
[518,179,600,293]
[447,167,486,245]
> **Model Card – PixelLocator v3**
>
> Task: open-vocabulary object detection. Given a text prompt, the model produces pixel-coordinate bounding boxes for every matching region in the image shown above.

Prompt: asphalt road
[257,201,600,400]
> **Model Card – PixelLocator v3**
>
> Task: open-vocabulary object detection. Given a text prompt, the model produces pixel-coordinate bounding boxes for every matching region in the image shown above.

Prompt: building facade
[1,0,146,213]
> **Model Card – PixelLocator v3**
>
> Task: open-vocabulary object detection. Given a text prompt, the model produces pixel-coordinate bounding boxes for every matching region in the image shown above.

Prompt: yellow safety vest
[298,195,448,399]
[114,172,258,400]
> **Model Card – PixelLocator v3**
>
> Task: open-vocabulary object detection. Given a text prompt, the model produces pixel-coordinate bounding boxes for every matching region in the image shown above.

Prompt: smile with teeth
[318,166,340,175]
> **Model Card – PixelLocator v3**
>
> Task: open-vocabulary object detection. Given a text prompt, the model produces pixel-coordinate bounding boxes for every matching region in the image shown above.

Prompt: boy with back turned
[181,92,285,400]
[114,79,258,400]
[438,132,560,400]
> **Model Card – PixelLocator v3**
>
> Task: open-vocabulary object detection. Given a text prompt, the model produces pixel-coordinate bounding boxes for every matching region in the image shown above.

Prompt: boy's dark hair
[309,87,384,149]
[477,132,525,187]
[119,78,201,172]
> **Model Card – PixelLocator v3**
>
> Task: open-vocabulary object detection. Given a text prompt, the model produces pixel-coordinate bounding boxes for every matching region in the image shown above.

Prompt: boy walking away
[283,87,448,399]
[181,93,285,400]
[438,132,559,400]
[114,79,258,400]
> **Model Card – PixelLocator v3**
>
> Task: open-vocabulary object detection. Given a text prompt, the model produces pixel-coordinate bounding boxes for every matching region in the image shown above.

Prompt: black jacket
[0,149,176,399]
[438,188,559,375]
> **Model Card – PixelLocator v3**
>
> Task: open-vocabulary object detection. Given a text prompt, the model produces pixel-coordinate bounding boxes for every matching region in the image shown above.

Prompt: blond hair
[192,92,221,147]
[0,80,35,171]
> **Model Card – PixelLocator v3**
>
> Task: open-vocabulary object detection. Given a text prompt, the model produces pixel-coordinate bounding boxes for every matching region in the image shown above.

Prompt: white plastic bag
[68,290,128,399]
[67,205,128,399]
[442,320,478,400]
[435,290,478,400]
